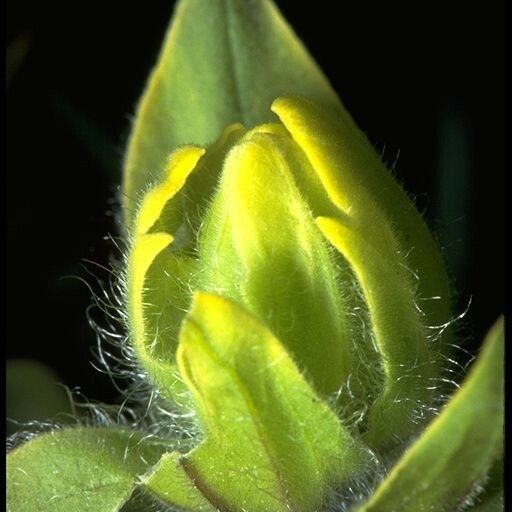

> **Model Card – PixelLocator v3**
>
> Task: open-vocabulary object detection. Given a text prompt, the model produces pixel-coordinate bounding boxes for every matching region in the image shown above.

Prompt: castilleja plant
[7,1,503,511]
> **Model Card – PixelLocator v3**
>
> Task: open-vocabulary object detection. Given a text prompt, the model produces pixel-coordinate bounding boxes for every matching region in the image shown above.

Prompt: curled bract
[127,95,453,453]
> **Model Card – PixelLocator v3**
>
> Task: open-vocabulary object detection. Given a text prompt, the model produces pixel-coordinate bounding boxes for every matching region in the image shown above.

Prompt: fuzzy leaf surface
[143,452,217,511]
[144,292,370,511]
[123,0,342,229]
[357,317,504,512]
[7,427,166,512]
[273,96,454,447]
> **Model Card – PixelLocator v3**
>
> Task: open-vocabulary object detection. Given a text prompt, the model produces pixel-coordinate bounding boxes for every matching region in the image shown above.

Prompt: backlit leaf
[356,317,504,512]
[123,0,342,229]
[7,427,167,512]
[144,292,370,511]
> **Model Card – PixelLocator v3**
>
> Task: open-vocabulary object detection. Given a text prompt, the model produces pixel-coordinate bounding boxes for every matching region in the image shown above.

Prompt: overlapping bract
[127,95,454,454]
[123,94,505,511]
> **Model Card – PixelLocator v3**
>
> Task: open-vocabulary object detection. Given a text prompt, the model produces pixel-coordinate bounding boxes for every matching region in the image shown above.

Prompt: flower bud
[127,95,453,450]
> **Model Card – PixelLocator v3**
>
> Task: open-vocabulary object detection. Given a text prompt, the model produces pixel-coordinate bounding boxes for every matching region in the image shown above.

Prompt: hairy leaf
[7,427,166,512]
[144,292,370,511]
[143,452,217,511]
[123,0,342,229]
[356,317,504,512]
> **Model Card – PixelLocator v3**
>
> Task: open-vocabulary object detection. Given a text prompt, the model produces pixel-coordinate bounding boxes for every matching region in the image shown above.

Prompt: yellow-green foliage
[6,1,503,511]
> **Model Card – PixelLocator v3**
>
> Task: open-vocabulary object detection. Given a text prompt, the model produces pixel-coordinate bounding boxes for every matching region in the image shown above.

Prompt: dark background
[6,1,505,405]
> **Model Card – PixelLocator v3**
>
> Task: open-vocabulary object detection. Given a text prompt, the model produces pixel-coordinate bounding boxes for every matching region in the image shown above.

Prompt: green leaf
[119,485,179,512]
[123,0,342,230]
[142,452,216,511]
[7,427,167,512]
[356,316,504,512]
[144,292,370,511]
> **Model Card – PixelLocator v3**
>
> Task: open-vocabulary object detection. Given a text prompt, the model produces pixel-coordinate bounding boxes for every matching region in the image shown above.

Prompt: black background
[6,1,505,404]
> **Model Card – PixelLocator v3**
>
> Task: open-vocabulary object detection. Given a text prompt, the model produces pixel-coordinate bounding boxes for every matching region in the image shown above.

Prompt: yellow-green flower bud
[127,95,453,451]
[7,2,502,510]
